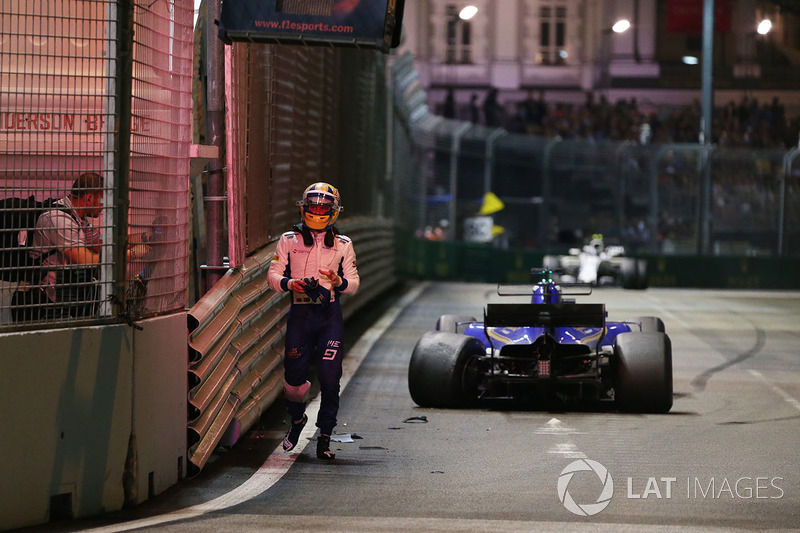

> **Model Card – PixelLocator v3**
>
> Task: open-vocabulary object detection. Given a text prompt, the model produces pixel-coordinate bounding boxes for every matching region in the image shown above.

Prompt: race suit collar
[293,223,339,247]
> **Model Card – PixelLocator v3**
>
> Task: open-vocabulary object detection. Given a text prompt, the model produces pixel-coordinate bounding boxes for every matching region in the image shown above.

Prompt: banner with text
[219,0,399,52]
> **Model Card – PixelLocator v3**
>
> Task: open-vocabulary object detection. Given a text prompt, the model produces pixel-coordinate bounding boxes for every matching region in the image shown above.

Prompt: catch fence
[390,53,800,258]
[0,0,193,330]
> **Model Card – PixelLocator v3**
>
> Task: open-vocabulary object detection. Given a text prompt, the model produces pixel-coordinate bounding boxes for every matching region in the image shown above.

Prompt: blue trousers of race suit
[284,300,344,436]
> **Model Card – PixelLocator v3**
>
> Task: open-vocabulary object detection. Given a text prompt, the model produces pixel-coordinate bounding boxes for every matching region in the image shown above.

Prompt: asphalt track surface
[19,282,800,532]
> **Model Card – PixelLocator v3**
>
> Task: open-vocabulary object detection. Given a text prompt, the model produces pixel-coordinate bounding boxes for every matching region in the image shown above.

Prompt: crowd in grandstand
[433,88,798,254]
[440,88,800,149]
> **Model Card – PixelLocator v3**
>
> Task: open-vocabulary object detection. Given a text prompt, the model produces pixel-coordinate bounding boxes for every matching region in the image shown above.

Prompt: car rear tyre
[628,316,665,333]
[614,331,673,413]
[620,258,640,289]
[436,314,477,333]
[636,259,649,289]
[408,331,485,408]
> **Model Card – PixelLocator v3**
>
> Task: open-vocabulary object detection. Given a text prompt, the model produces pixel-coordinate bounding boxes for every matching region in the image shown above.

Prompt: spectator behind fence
[483,88,505,127]
[11,172,148,321]
[443,88,456,119]
[500,91,796,148]
[469,93,480,124]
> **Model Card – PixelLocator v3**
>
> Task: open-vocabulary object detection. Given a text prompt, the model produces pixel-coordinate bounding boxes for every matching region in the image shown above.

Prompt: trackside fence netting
[0,0,193,330]
[389,53,800,258]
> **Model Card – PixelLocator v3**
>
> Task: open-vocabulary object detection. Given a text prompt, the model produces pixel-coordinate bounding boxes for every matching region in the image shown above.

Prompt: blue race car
[408,269,672,413]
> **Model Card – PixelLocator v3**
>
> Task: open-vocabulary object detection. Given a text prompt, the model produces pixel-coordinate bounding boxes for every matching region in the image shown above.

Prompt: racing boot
[282,414,308,452]
[316,434,335,460]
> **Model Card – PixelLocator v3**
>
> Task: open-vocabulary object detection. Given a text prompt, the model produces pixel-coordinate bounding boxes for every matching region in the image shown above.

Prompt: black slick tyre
[636,259,649,289]
[408,331,485,408]
[620,257,639,289]
[614,331,673,413]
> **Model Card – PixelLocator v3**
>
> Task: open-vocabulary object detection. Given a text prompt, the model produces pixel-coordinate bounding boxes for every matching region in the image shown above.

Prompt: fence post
[697,145,713,255]
[484,128,506,194]
[779,147,800,256]
[614,141,635,248]
[112,0,135,316]
[448,122,472,240]
[538,138,561,249]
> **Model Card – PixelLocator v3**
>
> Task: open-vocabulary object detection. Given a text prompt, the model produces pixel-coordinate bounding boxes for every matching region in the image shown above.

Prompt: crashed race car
[543,235,648,290]
[408,269,672,413]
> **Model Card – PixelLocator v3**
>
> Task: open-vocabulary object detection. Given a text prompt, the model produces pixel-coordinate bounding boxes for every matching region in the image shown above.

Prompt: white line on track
[86,282,430,533]
[749,369,800,413]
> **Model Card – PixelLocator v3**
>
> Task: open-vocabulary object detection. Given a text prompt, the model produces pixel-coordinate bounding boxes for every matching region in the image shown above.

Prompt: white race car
[544,236,648,290]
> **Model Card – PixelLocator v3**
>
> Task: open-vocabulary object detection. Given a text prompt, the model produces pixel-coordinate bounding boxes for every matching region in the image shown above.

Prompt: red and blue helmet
[297,182,342,231]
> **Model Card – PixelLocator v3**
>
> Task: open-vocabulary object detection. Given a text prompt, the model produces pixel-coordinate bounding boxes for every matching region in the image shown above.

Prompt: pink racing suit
[267,225,359,434]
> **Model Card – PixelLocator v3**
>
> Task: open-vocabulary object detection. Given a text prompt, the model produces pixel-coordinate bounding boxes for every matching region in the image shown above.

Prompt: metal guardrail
[186,217,396,473]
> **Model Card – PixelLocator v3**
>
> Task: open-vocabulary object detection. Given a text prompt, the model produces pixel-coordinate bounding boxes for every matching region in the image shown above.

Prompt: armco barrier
[396,233,800,289]
[186,217,395,474]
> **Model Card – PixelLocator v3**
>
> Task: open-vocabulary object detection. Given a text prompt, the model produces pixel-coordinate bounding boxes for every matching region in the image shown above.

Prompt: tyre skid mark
[690,328,765,392]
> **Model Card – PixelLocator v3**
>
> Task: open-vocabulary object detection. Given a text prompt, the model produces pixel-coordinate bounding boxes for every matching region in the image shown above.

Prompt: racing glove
[288,278,308,293]
[299,277,331,306]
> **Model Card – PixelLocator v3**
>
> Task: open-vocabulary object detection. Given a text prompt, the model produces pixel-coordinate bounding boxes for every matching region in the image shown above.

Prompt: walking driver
[267,182,360,460]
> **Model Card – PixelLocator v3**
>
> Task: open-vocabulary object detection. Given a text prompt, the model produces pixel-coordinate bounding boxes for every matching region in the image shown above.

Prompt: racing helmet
[589,234,605,253]
[297,182,342,231]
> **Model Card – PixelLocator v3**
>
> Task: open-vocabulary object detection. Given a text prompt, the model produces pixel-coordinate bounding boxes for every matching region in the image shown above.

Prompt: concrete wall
[0,312,187,531]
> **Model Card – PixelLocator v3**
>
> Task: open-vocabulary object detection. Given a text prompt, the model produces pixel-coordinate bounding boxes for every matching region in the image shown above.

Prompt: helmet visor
[308,203,332,215]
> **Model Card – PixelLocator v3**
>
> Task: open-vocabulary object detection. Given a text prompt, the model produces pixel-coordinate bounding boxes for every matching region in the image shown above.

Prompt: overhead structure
[218,0,405,53]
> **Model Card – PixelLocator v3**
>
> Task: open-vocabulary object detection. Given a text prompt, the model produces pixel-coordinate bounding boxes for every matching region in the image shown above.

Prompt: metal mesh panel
[786,155,800,255]
[0,0,193,328]
[390,53,800,257]
[649,146,703,253]
[128,0,193,316]
[336,49,387,217]
[228,43,386,261]
[0,1,116,326]
[710,149,786,255]
[542,140,626,247]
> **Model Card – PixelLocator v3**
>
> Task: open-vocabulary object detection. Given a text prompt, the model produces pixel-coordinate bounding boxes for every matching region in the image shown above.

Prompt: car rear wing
[496,284,594,297]
[484,303,606,328]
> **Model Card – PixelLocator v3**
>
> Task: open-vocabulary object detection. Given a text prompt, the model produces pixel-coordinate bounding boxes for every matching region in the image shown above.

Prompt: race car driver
[267,182,360,460]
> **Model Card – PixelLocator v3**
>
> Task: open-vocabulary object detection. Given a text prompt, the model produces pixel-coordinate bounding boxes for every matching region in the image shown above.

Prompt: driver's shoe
[316,434,335,460]
[282,414,307,452]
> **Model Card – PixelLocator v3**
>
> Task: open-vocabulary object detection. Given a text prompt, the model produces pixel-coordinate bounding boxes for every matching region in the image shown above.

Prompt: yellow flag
[479,192,504,215]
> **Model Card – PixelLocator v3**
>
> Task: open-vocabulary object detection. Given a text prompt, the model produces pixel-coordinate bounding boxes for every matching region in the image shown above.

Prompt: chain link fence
[222,42,388,266]
[0,0,193,330]
[390,53,800,257]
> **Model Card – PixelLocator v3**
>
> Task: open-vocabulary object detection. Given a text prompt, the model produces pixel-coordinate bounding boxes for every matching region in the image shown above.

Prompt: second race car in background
[543,234,648,290]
